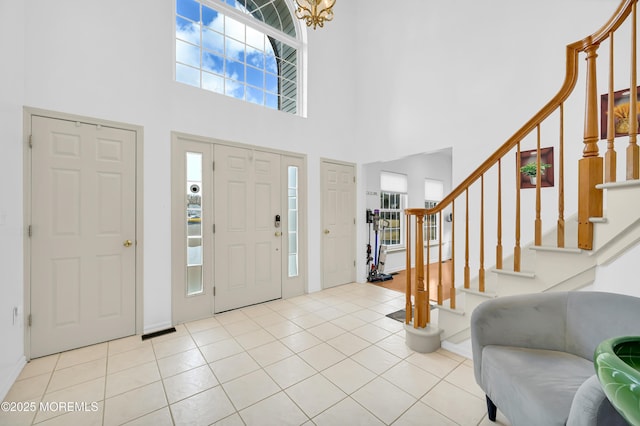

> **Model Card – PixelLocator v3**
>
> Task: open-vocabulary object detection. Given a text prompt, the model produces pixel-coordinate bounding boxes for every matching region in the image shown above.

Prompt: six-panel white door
[321,161,356,288]
[214,145,282,312]
[30,116,136,358]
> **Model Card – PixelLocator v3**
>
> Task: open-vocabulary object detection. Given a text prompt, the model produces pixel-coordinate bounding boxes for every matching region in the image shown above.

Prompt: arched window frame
[174,0,307,116]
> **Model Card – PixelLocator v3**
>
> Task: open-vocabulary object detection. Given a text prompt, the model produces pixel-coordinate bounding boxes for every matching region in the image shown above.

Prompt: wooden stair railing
[404,0,640,329]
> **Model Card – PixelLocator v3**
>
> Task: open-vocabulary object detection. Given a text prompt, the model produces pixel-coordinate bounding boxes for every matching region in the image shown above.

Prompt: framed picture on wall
[600,86,640,140]
[518,147,554,189]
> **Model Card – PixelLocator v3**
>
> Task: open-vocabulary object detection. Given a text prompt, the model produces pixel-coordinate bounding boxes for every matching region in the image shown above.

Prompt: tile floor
[1,283,511,426]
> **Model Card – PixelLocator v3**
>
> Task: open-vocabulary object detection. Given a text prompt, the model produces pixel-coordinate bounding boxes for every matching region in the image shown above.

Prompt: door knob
[275,231,282,237]
[123,240,133,247]
[324,229,330,234]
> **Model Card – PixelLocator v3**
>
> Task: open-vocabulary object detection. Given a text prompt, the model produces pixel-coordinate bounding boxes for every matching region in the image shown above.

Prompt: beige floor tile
[234,329,276,350]
[393,401,458,425]
[307,322,347,341]
[437,348,466,363]
[214,309,250,325]
[214,413,245,426]
[163,364,218,403]
[329,315,367,331]
[406,351,461,378]
[264,355,316,389]
[478,409,512,425]
[148,324,188,343]
[333,301,363,314]
[107,345,156,375]
[170,386,235,426]
[107,335,150,357]
[36,377,105,423]
[103,381,167,426]
[210,352,260,383]
[239,392,309,426]
[313,397,384,426]
[240,303,275,318]
[105,361,160,398]
[321,358,376,395]
[35,401,104,426]
[199,338,244,363]
[17,354,59,381]
[327,332,370,356]
[191,325,231,347]
[351,345,401,375]
[314,306,346,321]
[290,313,325,329]
[375,334,415,359]
[56,343,108,370]
[444,362,484,399]
[48,358,107,393]
[352,309,384,323]
[298,343,346,371]
[263,320,304,339]
[156,347,206,378]
[5,372,51,401]
[0,398,39,426]
[285,374,346,418]
[279,331,322,353]
[372,317,405,333]
[249,312,285,327]
[123,406,173,426]
[381,361,440,399]
[152,335,196,359]
[223,319,261,337]
[247,341,294,367]
[351,377,416,424]
[222,370,280,410]
[184,316,221,334]
[421,380,486,426]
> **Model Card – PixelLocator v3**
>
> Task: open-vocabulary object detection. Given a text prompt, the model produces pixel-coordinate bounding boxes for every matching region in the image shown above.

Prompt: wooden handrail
[421,0,637,219]
[403,0,637,328]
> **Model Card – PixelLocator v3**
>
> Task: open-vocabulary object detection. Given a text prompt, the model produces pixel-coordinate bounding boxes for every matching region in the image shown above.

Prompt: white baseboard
[0,355,26,401]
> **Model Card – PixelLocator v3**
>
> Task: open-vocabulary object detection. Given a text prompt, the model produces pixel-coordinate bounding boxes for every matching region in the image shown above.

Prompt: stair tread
[490,268,535,278]
[530,245,583,254]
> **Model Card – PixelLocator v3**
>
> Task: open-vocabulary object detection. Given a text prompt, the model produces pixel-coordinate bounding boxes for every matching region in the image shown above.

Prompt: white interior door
[322,161,356,288]
[214,145,282,312]
[30,116,136,358]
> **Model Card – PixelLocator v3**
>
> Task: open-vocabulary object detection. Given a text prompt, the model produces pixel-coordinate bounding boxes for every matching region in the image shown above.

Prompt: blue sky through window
[175,0,297,113]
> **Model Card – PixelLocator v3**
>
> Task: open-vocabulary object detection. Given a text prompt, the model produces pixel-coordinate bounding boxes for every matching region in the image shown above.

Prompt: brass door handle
[324,229,330,234]
[123,240,133,247]
[275,231,282,237]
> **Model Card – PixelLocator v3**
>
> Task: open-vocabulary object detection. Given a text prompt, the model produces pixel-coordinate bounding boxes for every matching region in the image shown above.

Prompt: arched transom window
[175,0,300,114]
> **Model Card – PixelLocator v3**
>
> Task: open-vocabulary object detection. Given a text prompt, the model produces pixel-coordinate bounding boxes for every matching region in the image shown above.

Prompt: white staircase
[436,180,640,345]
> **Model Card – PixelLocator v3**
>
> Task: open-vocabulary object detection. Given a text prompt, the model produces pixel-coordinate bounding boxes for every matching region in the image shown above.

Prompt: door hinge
[212,161,215,171]
[28,314,32,327]
[213,286,216,296]
[354,260,356,267]
[213,224,215,233]
[28,135,33,149]
[28,225,32,237]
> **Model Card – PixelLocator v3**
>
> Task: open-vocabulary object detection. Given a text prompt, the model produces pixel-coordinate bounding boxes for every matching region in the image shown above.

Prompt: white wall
[0,0,26,400]
[594,242,640,298]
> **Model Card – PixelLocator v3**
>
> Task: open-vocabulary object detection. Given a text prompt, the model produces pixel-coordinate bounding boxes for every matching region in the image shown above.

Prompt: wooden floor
[370,260,453,302]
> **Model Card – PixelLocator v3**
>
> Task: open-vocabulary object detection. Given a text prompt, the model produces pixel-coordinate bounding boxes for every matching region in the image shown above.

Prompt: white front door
[30,116,137,358]
[214,145,282,312]
[321,161,356,288]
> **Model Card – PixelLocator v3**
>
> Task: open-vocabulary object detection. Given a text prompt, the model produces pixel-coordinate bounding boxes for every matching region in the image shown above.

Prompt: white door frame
[170,132,308,323]
[23,107,144,360]
[320,158,357,289]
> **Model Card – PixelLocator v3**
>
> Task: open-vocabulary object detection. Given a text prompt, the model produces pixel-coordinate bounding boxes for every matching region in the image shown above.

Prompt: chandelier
[294,0,336,30]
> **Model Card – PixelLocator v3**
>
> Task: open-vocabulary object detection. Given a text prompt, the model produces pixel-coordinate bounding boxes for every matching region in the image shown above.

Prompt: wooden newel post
[414,214,429,328]
[578,45,603,250]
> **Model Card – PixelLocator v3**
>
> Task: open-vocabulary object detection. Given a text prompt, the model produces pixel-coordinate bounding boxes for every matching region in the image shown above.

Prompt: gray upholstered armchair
[471,291,640,426]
